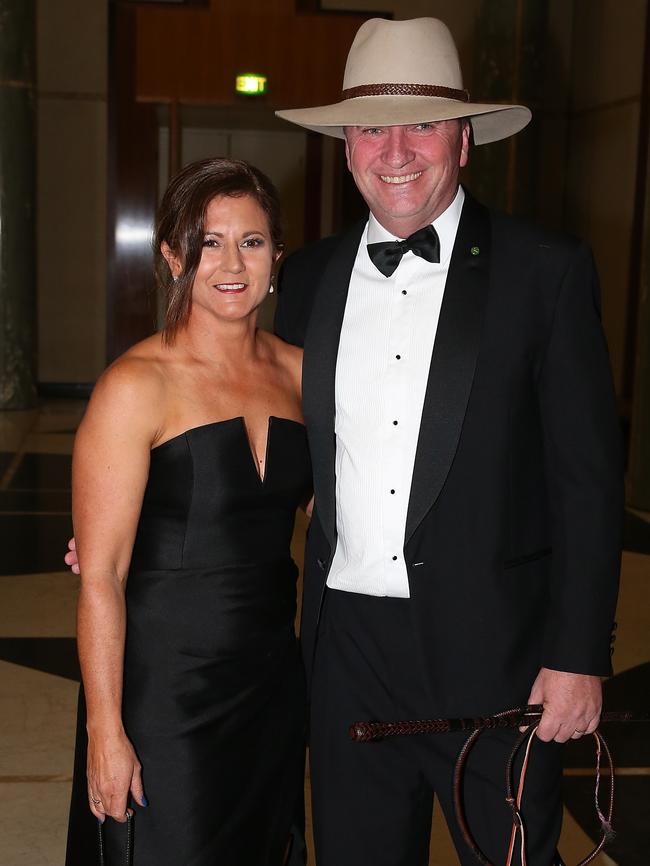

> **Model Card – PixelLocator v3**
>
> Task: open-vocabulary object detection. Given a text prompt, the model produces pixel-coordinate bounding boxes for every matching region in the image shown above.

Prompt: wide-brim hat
[276,18,531,145]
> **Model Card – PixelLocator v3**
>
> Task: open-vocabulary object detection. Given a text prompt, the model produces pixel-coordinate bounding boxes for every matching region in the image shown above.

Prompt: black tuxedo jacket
[275,192,623,716]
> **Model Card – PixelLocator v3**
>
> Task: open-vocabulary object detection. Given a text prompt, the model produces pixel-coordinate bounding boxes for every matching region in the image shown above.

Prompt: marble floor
[0,401,648,866]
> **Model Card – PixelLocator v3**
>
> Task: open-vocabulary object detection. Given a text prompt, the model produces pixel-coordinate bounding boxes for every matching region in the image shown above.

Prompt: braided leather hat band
[341,83,471,102]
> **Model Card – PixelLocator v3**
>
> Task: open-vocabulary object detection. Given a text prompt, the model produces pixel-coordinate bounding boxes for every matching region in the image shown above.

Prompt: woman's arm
[73,358,163,822]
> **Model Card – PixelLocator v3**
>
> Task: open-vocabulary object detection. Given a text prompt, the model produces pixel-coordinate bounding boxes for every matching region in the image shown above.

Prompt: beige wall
[37,0,107,383]
[564,0,647,395]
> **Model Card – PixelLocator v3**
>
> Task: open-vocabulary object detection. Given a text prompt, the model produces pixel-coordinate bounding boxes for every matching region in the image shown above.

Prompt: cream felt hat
[275,17,531,144]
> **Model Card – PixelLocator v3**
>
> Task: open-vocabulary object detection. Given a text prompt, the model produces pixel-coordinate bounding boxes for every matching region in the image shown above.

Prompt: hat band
[341,83,470,102]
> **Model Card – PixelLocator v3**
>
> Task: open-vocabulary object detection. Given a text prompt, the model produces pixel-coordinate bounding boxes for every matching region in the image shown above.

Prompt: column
[0,0,37,408]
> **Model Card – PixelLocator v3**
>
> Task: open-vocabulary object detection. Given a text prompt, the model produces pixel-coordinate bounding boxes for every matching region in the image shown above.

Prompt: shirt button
[402,290,407,295]
[393,420,398,426]
[390,489,395,494]
[392,555,398,561]
[395,354,401,360]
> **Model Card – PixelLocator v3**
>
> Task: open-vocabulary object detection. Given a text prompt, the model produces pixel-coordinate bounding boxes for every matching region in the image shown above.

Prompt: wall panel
[135,0,368,107]
[565,0,646,398]
[36,0,108,384]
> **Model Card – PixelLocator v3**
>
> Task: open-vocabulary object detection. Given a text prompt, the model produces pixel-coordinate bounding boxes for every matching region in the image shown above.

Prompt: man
[273,17,623,866]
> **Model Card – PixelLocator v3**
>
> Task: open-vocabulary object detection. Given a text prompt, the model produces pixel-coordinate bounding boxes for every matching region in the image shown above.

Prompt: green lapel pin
[470,246,480,256]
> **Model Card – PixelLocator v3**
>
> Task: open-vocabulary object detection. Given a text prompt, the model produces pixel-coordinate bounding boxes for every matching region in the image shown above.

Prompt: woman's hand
[87,730,146,822]
[65,537,80,574]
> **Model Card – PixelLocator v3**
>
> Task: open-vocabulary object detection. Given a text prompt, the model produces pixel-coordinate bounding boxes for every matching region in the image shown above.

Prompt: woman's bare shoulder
[98,335,166,393]
[259,330,303,373]
[82,335,170,440]
[258,330,303,398]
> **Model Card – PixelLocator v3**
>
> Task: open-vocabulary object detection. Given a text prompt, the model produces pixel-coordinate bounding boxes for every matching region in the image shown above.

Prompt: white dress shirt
[327,186,465,597]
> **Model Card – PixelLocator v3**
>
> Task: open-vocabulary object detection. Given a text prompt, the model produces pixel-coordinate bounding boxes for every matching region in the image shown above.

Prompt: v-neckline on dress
[151,416,306,485]
[240,415,272,484]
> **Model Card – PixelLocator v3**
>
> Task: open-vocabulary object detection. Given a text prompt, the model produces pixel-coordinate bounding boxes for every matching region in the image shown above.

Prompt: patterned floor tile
[0,638,80,682]
[623,511,650,555]
[0,660,78,777]
[0,489,71,513]
[0,781,72,866]
[0,515,73,575]
[0,574,78,637]
[9,453,72,491]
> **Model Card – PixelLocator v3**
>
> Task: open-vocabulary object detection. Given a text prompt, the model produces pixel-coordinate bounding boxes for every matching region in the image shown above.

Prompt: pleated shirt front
[327,187,464,597]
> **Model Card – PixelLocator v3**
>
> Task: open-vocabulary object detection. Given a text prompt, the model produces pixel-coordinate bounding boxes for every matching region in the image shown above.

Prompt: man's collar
[367,185,465,266]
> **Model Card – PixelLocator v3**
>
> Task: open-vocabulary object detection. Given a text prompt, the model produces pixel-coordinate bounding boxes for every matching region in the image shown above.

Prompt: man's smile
[379,171,422,184]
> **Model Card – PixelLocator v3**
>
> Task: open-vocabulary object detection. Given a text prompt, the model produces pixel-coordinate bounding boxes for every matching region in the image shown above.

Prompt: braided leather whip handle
[349,705,649,742]
[349,705,650,866]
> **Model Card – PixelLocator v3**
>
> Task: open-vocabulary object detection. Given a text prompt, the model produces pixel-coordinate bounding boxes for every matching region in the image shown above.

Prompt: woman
[65,158,310,866]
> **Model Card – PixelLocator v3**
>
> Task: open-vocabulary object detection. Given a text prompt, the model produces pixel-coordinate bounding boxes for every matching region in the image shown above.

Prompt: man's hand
[526,667,601,742]
[65,537,80,574]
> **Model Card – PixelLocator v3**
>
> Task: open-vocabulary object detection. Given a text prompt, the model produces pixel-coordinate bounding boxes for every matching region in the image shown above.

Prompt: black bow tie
[367,224,440,277]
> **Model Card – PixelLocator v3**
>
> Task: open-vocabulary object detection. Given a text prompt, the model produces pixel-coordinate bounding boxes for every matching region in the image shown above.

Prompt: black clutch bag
[97,812,134,866]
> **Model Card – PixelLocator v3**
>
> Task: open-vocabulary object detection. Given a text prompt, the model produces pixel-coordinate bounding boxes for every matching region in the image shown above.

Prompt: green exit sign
[235,74,268,96]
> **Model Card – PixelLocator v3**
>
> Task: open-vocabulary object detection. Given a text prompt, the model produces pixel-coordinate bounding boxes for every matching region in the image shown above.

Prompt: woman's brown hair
[153,157,283,344]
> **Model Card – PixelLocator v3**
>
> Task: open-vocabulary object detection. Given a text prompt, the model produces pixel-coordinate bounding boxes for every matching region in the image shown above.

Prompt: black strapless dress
[66,417,311,866]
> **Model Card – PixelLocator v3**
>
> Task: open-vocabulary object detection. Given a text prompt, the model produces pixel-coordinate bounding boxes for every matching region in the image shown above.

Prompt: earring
[173,275,179,283]
[269,277,275,294]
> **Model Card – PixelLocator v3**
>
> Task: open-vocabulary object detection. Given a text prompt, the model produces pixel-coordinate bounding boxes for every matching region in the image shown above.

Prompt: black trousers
[309,588,563,866]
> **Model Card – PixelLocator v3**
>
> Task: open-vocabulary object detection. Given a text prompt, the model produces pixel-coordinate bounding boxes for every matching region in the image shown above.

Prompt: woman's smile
[214,281,248,294]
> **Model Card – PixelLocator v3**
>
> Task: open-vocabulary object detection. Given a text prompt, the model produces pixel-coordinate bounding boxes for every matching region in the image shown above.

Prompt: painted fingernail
[140,794,149,807]
[97,816,104,825]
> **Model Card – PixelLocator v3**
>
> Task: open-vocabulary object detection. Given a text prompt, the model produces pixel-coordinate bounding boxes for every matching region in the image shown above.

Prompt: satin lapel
[302,219,366,552]
[405,194,491,544]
